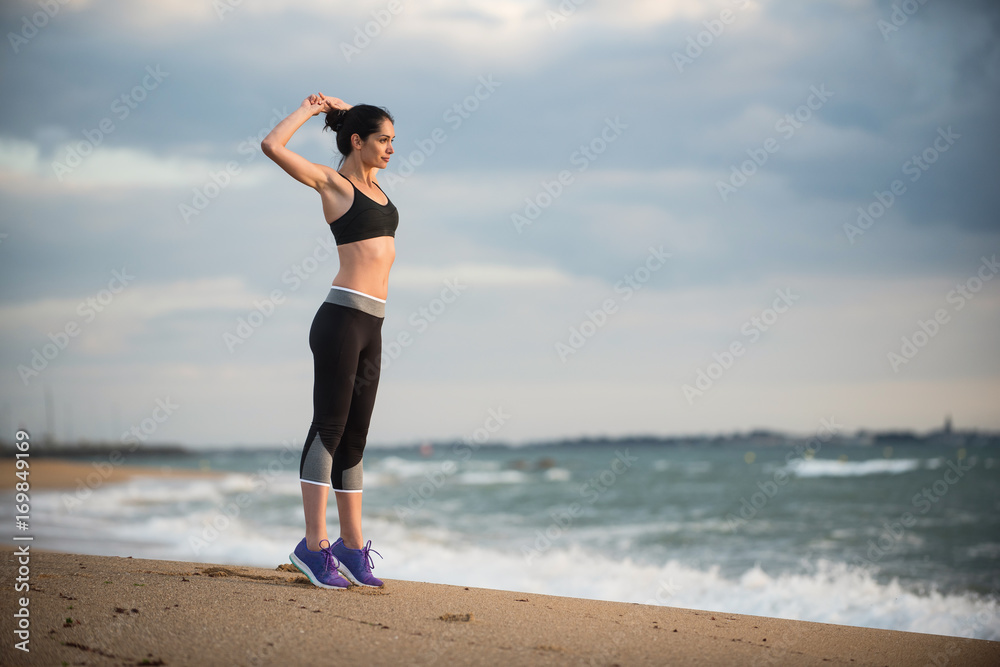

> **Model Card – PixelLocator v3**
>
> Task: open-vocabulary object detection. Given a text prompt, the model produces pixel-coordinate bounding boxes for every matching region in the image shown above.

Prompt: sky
[1,0,998,448]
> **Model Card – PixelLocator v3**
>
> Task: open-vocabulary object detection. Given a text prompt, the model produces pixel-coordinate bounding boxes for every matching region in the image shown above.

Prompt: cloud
[0,135,275,188]
[0,275,254,342]
[394,262,573,288]
[2,0,999,444]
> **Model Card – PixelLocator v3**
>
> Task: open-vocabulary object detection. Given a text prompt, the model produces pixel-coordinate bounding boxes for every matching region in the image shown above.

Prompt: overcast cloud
[1,0,998,447]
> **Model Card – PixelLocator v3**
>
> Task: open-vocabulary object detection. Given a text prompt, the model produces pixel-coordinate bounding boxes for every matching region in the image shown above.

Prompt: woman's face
[356,119,395,169]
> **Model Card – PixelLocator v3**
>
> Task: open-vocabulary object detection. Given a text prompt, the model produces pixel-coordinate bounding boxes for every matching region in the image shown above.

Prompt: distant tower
[943,413,952,434]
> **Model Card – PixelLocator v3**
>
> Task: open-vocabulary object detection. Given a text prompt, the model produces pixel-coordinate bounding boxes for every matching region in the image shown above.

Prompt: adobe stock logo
[7,0,71,54]
[716,85,833,202]
[682,288,799,404]
[844,126,960,245]
[511,117,627,233]
[339,0,405,62]
[671,0,751,73]
[887,254,997,372]
[555,246,670,362]
[17,268,135,385]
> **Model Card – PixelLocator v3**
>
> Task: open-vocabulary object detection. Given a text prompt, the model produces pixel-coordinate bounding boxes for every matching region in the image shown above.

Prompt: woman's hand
[301,93,351,116]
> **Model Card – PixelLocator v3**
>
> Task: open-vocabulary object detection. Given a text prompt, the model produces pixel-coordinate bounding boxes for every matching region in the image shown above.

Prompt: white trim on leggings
[330,285,386,303]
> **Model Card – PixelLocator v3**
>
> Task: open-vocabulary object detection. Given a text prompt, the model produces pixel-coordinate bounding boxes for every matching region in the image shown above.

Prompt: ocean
[5,439,999,641]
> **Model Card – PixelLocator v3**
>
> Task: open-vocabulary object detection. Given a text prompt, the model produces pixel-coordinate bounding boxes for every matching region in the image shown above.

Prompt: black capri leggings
[299,286,385,492]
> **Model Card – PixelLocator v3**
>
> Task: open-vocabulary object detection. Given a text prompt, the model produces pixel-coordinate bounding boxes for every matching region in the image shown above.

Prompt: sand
[3,549,998,666]
[2,460,998,665]
[0,458,222,491]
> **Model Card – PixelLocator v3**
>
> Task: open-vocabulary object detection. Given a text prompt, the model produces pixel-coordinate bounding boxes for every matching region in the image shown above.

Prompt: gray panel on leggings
[300,431,332,484]
[338,460,364,491]
[324,288,385,318]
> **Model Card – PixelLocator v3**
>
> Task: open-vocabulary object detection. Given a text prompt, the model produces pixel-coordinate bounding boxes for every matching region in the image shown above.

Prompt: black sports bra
[328,178,399,246]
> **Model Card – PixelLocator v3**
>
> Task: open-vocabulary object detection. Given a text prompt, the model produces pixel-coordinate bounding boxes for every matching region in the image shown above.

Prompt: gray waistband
[324,287,385,318]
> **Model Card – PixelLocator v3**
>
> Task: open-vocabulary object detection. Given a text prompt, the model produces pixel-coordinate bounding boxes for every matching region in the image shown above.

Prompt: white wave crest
[785,458,921,478]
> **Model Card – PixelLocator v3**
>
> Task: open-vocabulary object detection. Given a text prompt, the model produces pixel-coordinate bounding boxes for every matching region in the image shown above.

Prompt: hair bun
[324,108,348,133]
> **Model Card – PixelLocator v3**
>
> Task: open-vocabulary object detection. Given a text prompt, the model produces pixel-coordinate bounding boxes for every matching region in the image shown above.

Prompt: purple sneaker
[331,537,383,587]
[289,538,350,589]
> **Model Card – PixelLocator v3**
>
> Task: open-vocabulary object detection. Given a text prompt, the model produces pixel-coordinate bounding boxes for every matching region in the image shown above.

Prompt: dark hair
[323,104,394,166]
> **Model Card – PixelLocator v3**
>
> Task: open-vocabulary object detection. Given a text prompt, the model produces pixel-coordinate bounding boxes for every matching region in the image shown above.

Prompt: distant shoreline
[2,427,998,459]
[0,458,222,491]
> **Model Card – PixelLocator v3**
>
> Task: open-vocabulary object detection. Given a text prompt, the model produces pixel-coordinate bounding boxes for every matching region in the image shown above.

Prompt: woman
[261,93,396,589]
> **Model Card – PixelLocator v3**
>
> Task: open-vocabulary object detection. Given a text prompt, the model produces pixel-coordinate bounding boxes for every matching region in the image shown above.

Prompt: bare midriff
[331,236,395,301]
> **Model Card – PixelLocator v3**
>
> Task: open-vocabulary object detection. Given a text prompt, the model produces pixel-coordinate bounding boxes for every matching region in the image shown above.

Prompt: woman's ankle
[340,536,364,550]
[306,536,329,551]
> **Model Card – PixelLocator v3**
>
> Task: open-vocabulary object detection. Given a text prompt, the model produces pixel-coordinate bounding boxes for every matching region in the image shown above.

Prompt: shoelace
[360,540,382,572]
[320,543,341,574]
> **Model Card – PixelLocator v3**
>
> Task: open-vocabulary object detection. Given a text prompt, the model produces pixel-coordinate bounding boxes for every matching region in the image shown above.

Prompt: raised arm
[261,94,351,190]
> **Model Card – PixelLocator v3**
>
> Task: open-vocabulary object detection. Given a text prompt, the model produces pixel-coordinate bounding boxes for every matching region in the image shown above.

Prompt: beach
[0,457,221,491]
[2,457,998,665]
[3,546,999,666]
